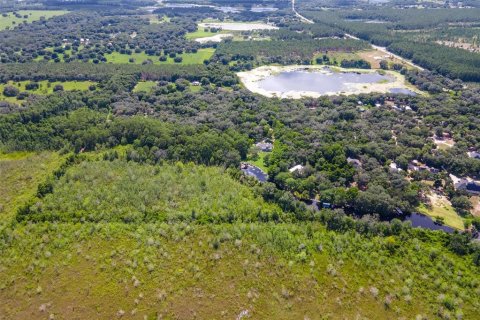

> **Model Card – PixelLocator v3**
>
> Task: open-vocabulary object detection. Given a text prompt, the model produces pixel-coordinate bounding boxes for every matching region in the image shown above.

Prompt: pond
[259,69,392,94]
[389,87,417,95]
[238,66,417,98]
[241,164,268,182]
[405,213,455,233]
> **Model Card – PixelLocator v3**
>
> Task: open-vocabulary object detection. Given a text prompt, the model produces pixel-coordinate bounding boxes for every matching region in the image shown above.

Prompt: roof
[347,157,362,167]
[466,182,480,192]
[467,151,480,159]
[289,165,304,173]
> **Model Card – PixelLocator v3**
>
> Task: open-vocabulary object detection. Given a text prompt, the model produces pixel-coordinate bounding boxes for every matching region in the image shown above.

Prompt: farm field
[0,10,67,30]
[104,49,214,65]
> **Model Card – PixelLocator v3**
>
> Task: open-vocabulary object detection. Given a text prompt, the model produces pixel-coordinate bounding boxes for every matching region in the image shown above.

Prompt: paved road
[291,0,425,71]
[292,0,314,24]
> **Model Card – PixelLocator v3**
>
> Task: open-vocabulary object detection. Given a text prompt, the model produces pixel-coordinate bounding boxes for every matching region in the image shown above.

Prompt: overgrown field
[0,222,479,319]
[18,160,281,223]
[0,152,64,225]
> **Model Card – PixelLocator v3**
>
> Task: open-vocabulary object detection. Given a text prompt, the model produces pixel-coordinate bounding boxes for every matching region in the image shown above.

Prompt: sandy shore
[195,33,233,43]
[198,22,278,31]
[237,65,420,99]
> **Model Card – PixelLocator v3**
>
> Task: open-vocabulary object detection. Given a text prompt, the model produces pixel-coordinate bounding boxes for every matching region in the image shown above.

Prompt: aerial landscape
[0,0,479,318]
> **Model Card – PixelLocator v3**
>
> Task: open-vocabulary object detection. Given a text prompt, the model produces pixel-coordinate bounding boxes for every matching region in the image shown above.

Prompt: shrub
[3,85,19,97]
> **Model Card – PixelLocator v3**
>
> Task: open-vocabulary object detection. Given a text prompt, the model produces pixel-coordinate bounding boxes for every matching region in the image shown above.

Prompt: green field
[0,80,95,103]
[132,81,158,93]
[186,27,230,40]
[105,49,215,65]
[418,202,465,230]
[247,151,268,172]
[0,10,67,30]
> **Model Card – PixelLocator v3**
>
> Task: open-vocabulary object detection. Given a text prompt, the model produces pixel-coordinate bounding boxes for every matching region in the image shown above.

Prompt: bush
[3,85,20,97]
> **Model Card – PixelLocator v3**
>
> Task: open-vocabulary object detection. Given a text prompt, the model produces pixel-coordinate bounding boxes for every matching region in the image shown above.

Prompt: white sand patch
[198,22,278,31]
[237,65,420,99]
[195,33,233,43]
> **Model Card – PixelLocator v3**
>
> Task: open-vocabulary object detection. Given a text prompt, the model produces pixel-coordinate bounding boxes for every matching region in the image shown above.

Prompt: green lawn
[0,80,95,103]
[186,28,230,40]
[132,81,157,93]
[418,202,465,230]
[105,49,215,65]
[0,10,67,30]
[247,151,269,172]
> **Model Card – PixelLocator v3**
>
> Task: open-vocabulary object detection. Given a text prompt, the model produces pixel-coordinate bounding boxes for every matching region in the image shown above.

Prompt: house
[255,141,273,152]
[347,157,362,168]
[389,162,402,172]
[467,151,480,159]
[450,174,480,195]
[289,164,304,173]
[466,181,480,195]
[191,81,201,86]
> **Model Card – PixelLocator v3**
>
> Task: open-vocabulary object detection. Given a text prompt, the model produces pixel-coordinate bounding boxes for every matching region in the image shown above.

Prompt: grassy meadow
[418,202,465,230]
[133,81,158,93]
[104,49,215,65]
[0,80,95,103]
[0,10,67,30]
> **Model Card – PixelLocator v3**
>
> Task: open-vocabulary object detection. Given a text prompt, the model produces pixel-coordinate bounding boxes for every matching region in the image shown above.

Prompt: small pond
[257,68,394,95]
[405,213,455,233]
[389,87,417,95]
[241,165,268,182]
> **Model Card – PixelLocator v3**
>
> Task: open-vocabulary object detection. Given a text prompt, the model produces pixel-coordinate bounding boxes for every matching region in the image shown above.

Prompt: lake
[405,213,455,233]
[241,164,268,182]
[258,69,393,95]
[238,66,419,98]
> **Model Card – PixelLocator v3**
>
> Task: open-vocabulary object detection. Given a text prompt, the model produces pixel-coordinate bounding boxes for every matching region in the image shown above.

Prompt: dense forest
[301,8,480,81]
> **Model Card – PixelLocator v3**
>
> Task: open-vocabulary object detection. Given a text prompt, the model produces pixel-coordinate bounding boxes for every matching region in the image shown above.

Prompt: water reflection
[390,87,417,95]
[258,68,394,95]
[241,164,268,182]
[405,213,455,233]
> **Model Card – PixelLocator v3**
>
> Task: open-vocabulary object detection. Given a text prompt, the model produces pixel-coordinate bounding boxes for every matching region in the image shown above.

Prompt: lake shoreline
[237,65,420,99]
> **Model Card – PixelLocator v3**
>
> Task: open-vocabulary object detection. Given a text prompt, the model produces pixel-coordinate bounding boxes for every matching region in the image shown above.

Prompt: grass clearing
[247,151,268,172]
[418,194,465,230]
[132,81,157,93]
[0,80,95,103]
[105,49,214,65]
[0,152,64,225]
[0,10,67,30]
